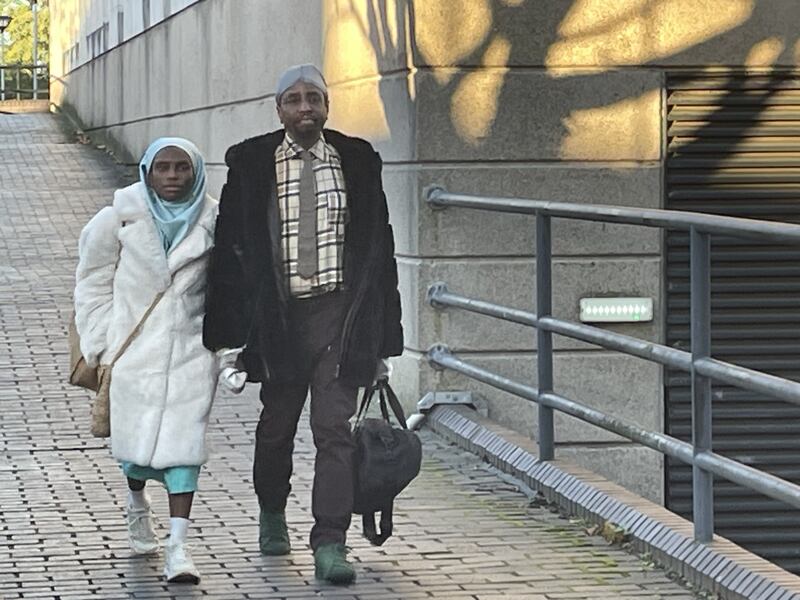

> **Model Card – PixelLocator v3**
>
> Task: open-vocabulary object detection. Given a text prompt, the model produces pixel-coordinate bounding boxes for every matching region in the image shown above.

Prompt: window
[63,42,79,71]
[86,23,108,60]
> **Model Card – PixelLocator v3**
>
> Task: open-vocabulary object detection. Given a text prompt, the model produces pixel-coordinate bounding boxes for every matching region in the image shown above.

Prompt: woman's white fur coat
[74,182,219,469]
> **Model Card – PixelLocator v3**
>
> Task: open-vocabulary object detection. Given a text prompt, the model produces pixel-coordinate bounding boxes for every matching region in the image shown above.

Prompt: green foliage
[0,0,49,65]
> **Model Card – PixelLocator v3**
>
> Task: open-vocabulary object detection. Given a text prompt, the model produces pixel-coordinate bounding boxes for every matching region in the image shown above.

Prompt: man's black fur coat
[203,128,404,387]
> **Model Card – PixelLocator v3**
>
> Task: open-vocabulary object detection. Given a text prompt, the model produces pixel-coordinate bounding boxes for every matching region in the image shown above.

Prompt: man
[203,64,403,585]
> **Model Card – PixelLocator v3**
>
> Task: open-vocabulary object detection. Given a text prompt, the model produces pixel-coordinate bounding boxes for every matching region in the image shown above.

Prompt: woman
[74,138,218,584]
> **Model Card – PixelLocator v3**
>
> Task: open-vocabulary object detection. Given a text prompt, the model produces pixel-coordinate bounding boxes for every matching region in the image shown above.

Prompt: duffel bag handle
[379,381,408,429]
[356,380,408,428]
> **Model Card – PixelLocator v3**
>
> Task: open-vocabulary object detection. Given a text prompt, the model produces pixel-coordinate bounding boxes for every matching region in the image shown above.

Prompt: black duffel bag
[352,380,422,546]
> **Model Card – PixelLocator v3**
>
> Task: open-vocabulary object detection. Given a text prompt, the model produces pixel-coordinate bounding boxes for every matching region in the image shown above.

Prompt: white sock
[128,489,149,510]
[169,517,190,545]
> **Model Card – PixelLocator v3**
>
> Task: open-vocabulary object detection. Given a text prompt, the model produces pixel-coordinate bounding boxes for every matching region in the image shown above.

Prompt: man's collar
[282,132,334,161]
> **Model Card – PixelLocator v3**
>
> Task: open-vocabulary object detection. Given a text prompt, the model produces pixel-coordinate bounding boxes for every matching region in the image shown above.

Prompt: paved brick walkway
[0,113,706,599]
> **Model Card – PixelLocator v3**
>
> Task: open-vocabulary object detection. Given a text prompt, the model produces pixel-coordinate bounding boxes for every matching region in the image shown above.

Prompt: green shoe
[314,543,356,584]
[258,510,291,556]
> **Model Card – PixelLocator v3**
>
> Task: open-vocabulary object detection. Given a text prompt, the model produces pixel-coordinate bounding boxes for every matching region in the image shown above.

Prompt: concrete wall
[50,0,324,191]
[50,0,800,503]
[51,0,202,72]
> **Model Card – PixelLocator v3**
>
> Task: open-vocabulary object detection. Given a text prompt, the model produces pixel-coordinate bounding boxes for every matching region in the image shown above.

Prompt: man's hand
[374,358,392,383]
[217,347,247,394]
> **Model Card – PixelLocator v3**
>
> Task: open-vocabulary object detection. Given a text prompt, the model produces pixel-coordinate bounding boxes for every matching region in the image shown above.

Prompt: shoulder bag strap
[108,289,167,367]
[104,217,175,368]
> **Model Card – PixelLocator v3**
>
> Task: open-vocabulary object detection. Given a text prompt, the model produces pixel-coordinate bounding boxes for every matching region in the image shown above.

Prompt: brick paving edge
[0,99,51,113]
[426,405,800,600]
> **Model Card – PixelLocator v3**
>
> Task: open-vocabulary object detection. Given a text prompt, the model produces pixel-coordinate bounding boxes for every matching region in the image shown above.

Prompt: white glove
[217,347,247,394]
[374,358,392,383]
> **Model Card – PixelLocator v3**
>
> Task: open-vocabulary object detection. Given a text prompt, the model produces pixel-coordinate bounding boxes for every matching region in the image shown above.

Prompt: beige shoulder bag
[69,290,166,437]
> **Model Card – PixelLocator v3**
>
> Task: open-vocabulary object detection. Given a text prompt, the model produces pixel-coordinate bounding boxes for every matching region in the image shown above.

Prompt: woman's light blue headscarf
[139,137,207,253]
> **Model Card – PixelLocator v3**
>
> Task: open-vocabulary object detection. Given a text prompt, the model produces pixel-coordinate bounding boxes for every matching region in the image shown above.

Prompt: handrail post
[31,0,38,100]
[537,213,554,460]
[690,226,714,543]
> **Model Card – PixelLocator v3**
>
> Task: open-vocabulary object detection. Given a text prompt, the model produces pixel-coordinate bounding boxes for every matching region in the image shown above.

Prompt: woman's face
[147,147,194,201]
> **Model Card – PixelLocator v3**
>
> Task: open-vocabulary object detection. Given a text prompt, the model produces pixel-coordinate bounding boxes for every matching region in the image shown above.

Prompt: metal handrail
[0,63,42,69]
[425,185,800,543]
[426,186,800,243]
[0,63,48,100]
[427,283,800,406]
[428,345,800,511]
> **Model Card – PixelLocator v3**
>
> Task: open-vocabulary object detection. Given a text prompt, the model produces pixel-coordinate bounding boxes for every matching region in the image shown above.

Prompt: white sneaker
[164,541,200,584]
[126,504,159,555]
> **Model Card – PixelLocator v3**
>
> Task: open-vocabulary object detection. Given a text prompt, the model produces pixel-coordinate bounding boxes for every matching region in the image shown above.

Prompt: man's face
[147,147,194,201]
[276,80,328,143]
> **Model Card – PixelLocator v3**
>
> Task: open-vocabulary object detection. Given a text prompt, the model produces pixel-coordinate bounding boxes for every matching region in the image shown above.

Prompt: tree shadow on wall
[362,0,798,171]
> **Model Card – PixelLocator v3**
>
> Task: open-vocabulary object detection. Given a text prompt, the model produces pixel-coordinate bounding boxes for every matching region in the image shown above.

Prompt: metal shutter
[665,72,800,573]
